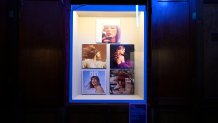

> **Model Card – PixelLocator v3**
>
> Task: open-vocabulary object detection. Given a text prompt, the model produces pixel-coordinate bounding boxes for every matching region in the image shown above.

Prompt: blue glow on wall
[152,1,189,24]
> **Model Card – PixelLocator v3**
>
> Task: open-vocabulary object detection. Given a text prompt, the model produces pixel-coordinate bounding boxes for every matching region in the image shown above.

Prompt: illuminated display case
[68,4,147,104]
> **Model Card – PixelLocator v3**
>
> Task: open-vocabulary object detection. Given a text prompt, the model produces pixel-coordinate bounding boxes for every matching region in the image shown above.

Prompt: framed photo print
[82,44,107,69]
[110,44,134,69]
[110,69,134,95]
[96,18,121,44]
[82,69,106,95]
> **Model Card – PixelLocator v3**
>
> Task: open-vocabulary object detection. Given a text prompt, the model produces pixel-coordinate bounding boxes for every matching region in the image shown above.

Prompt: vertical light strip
[136,5,139,27]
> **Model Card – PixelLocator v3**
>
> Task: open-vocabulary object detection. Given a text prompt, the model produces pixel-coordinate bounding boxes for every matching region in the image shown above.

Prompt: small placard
[129,104,147,123]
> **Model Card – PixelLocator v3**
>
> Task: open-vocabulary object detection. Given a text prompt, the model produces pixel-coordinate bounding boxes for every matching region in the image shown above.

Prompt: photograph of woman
[96,18,120,43]
[110,70,134,95]
[101,25,120,43]
[82,44,107,69]
[82,70,106,95]
[110,44,134,69]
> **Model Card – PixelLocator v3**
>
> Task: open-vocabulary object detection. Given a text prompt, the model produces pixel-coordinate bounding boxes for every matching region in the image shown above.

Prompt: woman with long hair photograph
[112,45,134,69]
[82,44,106,68]
[89,76,105,94]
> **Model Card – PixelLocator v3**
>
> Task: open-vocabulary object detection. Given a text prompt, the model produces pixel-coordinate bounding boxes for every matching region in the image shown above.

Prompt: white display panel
[69,5,147,103]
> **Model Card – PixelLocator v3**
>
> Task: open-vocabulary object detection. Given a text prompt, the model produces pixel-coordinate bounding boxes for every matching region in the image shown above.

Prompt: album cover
[96,19,121,43]
[82,44,107,69]
[110,69,134,95]
[110,44,134,69]
[82,69,106,95]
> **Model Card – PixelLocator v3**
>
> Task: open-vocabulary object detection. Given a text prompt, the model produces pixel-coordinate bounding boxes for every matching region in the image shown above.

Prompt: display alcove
[68,4,148,104]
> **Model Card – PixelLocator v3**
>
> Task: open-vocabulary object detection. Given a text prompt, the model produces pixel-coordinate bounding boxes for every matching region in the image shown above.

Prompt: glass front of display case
[69,4,147,104]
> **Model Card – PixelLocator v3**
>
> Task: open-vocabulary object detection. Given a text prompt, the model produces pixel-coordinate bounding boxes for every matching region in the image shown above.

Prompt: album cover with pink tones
[96,19,121,44]
[110,44,134,69]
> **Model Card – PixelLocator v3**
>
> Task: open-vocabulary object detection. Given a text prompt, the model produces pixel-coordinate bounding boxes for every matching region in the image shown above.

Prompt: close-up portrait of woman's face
[103,25,118,38]
[117,46,125,55]
[118,81,125,88]
[91,77,99,86]
[95,51,101,58]
[119,48,125,55]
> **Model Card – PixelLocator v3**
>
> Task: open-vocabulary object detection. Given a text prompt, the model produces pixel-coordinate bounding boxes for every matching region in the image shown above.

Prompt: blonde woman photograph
[82,44,107,69]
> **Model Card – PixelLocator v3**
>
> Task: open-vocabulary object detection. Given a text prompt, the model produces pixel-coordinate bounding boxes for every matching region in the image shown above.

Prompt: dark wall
[1,0,19,122]
[203,2,218,101]
[150,0,218,122]
[151,0,197,122]
[152,0,194,100]
[201,1,218,122]
[15,0,129,123]
[17,1,66,122]
[19,0,66,107]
